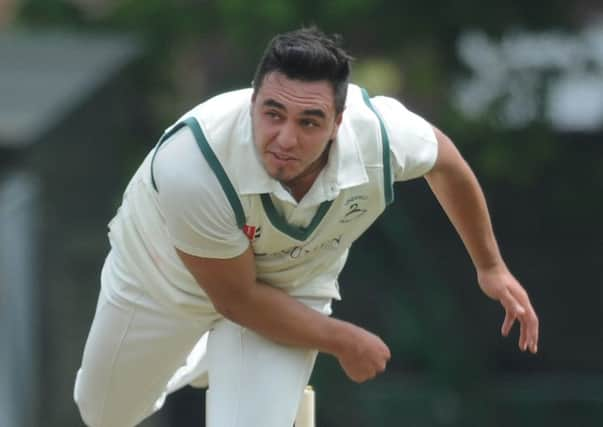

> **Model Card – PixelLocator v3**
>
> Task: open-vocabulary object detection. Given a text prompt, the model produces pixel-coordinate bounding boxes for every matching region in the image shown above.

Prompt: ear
[330,111,344,139]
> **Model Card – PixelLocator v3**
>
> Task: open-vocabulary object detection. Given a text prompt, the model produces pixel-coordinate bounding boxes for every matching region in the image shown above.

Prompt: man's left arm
[424,127,539,354]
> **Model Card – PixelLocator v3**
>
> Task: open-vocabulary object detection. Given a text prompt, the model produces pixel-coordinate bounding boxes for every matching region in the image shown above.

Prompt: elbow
[207,288,252,322]
[212,300,237,320]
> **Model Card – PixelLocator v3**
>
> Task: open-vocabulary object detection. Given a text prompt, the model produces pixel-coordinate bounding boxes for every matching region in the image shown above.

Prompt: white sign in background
[454,21,603,131]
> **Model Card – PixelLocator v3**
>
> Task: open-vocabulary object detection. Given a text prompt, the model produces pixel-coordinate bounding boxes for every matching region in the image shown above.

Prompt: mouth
[268,151,297,162]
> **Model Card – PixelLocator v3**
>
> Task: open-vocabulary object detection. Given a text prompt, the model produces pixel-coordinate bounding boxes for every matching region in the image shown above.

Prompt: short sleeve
[371,96,438,181]
[153,126,249,259]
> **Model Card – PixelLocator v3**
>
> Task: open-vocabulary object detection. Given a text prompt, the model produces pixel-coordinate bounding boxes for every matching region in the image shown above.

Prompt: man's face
[251,72,342,187]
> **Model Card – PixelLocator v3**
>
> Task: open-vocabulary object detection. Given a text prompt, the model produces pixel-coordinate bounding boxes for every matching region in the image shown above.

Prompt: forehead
[255,72,336,115]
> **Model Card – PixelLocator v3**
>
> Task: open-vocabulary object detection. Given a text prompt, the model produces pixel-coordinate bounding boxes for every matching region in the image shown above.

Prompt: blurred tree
[14,1,603,425]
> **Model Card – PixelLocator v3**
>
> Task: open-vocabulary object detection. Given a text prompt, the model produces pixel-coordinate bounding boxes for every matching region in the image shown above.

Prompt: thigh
[74,288,214,427]
[206,299,330,427]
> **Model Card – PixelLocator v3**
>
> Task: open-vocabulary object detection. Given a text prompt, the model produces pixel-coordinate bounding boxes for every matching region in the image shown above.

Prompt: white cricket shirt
[104,84,437,316]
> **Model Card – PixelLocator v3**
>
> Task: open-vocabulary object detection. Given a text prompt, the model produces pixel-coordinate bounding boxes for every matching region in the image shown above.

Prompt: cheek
[301,135,330,159]
[252,119,272,148]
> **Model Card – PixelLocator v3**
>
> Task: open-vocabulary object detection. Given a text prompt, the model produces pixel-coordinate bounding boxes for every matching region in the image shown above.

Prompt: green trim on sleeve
[360,88,394,205]
[150,117,246,229]
[150,121,188,192]
[260,194,333,241]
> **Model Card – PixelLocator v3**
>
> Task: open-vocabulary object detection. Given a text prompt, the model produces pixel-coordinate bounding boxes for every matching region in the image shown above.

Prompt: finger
[507,287,539,353]
[519,315,528,351]
[531,317,539,353]
[500,290,529,350]
[527,310,539,354]
[518,304,534,352]
[521,310,540,353]
[521,312,537,353]
[499,290,524,339]
[501,310,515,337]
[500,289,526,317]
[384,345,392,360]
[528,311,539,353]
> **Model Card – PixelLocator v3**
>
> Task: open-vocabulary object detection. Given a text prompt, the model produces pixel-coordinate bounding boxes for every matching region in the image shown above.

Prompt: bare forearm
[216,280,350,355]
[177,247,354,355]
[176,247,391,381]
[423,128,539,354]
[215,279,391,381]
[426,132,504,271]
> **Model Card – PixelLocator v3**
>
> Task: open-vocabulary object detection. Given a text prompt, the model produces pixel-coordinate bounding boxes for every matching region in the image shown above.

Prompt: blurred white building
[0,30,140,427]
[454,21,603,132]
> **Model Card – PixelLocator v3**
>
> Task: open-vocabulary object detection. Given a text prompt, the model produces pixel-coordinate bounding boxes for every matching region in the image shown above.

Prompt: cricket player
[74,27,539,427]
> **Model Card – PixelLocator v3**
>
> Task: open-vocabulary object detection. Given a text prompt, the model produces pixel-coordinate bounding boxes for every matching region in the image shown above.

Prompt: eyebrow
[263,99,326,119]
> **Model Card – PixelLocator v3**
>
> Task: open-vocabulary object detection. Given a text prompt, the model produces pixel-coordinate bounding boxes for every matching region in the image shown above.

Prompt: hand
[335,324,391,383]
[477,265,539,353]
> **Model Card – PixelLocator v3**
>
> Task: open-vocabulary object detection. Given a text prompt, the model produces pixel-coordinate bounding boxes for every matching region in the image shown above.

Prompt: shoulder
[369,95,435,145]
[181,88,253,136]
[153,126,220,197]
[340,84,383,141]
[152,125,248,258]
[152,126,243,240]
[370,96,438,181]
[345,84,435,148]
[345,85,431,140]
[343,85,438,180]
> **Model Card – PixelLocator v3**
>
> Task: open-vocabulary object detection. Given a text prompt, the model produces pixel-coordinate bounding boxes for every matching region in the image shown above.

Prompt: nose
[275,121,298,150]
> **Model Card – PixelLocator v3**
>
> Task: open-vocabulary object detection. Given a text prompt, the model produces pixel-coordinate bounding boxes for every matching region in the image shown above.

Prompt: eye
[265,110,283,121]
[300,118,319,128]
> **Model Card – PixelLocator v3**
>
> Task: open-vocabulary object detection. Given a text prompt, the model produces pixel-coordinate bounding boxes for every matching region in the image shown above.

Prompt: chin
[264,161,293,180]
[272,167,300,184]
[271,169,294,183]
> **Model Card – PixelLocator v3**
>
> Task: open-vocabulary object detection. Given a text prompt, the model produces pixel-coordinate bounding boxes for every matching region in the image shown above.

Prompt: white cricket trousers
[74,259,330,427]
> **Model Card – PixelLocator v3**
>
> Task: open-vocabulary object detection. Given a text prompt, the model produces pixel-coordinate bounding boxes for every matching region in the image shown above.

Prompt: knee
[75,398,98,427]
[74,367,154,427]
[73,369,103,427]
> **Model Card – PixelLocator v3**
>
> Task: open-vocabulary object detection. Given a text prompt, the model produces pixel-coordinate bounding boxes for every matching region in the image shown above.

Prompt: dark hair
[252,27,353,114]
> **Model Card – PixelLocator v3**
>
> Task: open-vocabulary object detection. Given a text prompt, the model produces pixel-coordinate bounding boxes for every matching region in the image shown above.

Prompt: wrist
[474,256,507,275]
[321,318,354,357]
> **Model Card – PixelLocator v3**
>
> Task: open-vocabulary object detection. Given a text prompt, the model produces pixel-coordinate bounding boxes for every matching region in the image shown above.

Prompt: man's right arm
[176,246,391,383]
[153,125,389,382]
